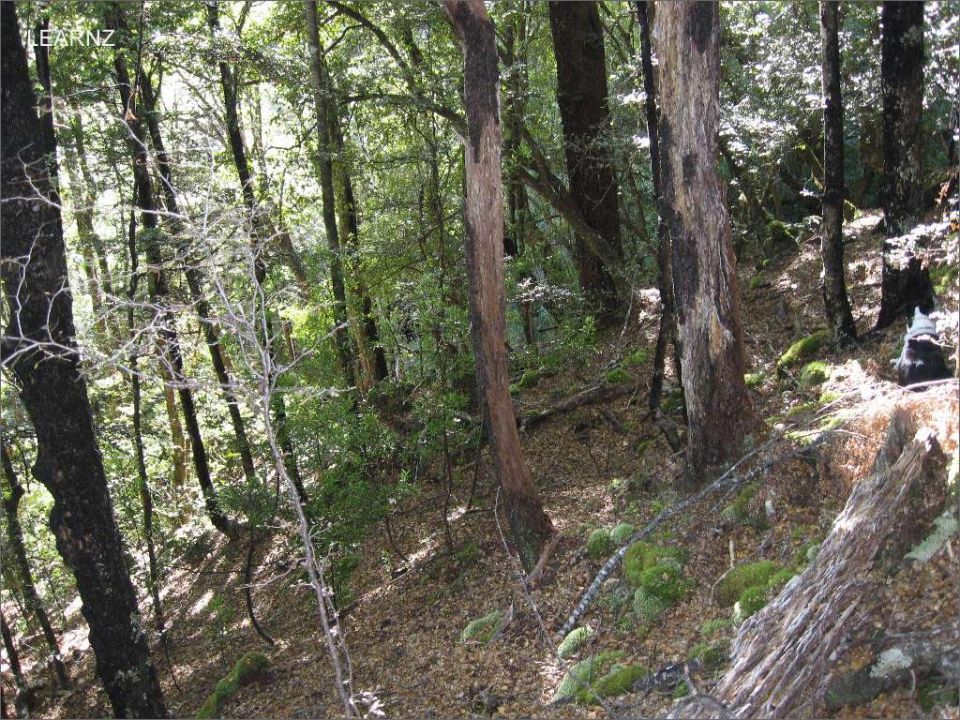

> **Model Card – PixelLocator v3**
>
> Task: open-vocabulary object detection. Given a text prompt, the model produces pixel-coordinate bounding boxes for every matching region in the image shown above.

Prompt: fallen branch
[519,382,637,433]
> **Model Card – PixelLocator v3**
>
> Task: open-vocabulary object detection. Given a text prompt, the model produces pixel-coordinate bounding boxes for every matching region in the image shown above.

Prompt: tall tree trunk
[206,2,307,501]
[1,445,69,689]
[110,32,238,540]
[819,1,857,342]
[548,1,625,319]
[876,1,933,329]
[636,1,683,414]
[160,371,190,490]
[654,1,755,482]
[124,206,167,640]
[0,7,167,715]
[445,0,554,573]
[304,0,357,388]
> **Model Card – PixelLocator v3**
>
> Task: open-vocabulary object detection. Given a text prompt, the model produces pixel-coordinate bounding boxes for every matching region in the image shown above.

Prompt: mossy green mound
[517,368,542,390]
[557,626,592,659]
[715,561,781,607]
[632,588,670,625]
[586,528,613,559]
[744,372,765,388]
[610,522,635,545]
[799,361,830,387]
[460,609,504,644]
[689,639,730,671]
[605,367,631,385]
[736,585,768,619]
[552,651,622,703]
[553,652,644,705]
[623,541,686,587]
[197,652,271,719]
[635,563,690,604]
[777,330,829,370]
[622,349,648,368]
[720,483,759,525]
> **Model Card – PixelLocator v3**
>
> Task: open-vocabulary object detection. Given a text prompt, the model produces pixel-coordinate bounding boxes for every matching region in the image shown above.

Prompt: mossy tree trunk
[445,0,554,572]
[654,1,756,482]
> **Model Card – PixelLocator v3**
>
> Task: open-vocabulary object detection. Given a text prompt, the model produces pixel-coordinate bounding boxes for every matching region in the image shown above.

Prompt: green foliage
[605,367,631,385]
[672,680,691,700]
[748,273,765,290]
[598,581,633,618]
[586,528,613,560]
[557,626,592,659]
[777,330,829,371]
[799,361,830,388]
[715,561,782,607]
[459,610,503,644]
[720,483,759,525]
[622,349,648,368]
[930,263,959,296]
[699,617,733,637]
[744,372,766,388]
[610,522,635,545]
[818,390,840,405]
[197,652,271,719]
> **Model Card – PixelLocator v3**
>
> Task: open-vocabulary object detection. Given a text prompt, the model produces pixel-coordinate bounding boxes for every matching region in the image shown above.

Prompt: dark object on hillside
[894,308,951,387]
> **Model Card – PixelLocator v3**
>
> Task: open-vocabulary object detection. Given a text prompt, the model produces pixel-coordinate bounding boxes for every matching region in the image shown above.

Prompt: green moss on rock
[623,542,686,587]
[623,349,648,368]
[586,663,647,703]
[689,639,730,671]
[799,361,830,387]
[777,330,829,370]
[744,372,765,388]
[610,522,635,545]
[586,528,613,559]
[632,588,670,625]
[736,585,769,620]
[518,368,542,389]
[197,652,271,719]
[459,609,504,644]
[715,561,781,607]
[552,651,623,704]
[557,626,592,659]
[636,563,690,604]
[605,367,631,385]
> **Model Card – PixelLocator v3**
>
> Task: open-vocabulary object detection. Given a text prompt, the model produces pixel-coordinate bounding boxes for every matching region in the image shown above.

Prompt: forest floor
[13,211,960,719]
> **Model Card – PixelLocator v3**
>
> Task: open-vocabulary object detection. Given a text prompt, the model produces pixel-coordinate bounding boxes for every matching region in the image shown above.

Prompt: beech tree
[548,1,625,319]
[819,0,857,342]
[0,4,166,715]
[654,1,755,480]
[445,0,554,572]
[876,0,934,329]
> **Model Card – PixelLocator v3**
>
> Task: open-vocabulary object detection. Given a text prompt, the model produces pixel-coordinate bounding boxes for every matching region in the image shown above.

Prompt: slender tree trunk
[159,371,190,490]
[0,608,33,717]
[654,1,755,482]
[110,35,238,540]
[124,205,167,640]
[819,1,857,342]
[548,1,625,319]
[1,445,69,689]
[0,8,166,714]
[206,3,307,500]
[876,0,933,329]
[304,0,357,388]
[636,1,683,414]
[445,0,554,573]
